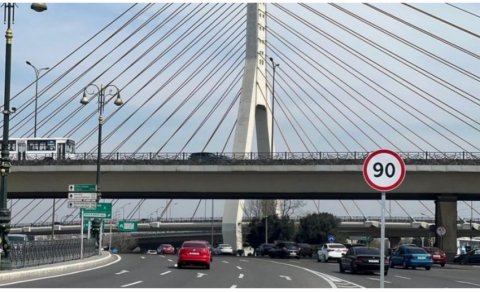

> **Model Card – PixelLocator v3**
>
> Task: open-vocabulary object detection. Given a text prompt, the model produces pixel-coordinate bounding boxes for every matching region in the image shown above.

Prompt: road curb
[0,251,114,283]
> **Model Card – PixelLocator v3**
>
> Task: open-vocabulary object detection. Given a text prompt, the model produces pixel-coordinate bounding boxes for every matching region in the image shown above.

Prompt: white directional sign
[363,149,406,192]
[68,201,97,209]
[68,192,97,201]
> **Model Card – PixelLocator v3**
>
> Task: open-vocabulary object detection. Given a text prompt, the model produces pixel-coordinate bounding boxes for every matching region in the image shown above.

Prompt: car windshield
[355,247,380,255]
[162,244,172,248]
[183,242,207,248]
[405,247,428,254]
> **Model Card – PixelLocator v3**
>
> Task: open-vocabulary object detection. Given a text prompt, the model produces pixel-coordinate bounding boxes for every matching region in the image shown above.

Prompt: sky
[2,2,480,224]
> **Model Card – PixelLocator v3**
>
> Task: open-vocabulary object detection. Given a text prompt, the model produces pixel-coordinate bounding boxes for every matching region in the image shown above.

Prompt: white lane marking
[167,259,174,262]
[239,274,244,279]
[367,277,392,284]
[160,271,172,276]
[197,273,207,278]
[0,254,122,287]
[239,259,249,263]
[230,285,237,288]
[395,275,411,280]
[222,260,229,264]
[140,256,145,259]
[236,266,243,270]
[455,281,480,287]
[266,259,364,288]
[115,270,129,275]
[121,281,143,288]
[279,275,292,281]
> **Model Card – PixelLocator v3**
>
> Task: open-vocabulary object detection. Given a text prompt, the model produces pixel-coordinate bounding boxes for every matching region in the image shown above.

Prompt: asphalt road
[2,254,480,288]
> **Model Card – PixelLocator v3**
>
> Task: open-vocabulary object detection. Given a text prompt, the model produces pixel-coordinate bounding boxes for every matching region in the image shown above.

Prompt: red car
[177,240,212,269]
[157,244,175,255]
[424,247,447,267]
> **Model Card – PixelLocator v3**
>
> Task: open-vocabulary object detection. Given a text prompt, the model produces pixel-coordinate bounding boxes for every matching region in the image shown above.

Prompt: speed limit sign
[363,149,406,192]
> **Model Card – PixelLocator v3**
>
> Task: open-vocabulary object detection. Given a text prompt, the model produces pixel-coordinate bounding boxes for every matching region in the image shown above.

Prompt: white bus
[1,137,75,160]
[457,237,480,255]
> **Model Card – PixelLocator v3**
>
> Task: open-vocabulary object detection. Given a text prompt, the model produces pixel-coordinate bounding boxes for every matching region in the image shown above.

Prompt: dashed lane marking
[279,275,292,281]
[395,275,411,280]
[239,274,244,279]
[115,270,129,275]
[230,285,237,288]
[367,277,392,284]
[121,281,143,288]
[222,260,229,264]
[236,266,243,270]
[455,281,480,287]
[239,259,249,263]
[160,271,172,276]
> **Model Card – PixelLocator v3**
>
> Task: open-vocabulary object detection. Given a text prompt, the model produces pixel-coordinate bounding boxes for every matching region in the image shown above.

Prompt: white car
[214,244,234,255]
[317,243,348,262]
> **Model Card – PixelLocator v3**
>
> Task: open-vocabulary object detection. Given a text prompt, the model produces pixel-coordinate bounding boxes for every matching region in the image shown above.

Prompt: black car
[297,243,313,257]
[256,243,275,256]
[339,246,389,275]
[189,152,230,163]
[454,249,480,264]
[269,242,300,259]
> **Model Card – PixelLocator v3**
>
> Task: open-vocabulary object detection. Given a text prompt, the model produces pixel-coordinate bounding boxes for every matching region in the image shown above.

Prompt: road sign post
[363,149,406,289]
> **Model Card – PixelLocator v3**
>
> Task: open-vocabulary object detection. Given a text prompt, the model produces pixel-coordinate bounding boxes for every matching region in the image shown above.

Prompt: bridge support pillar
[435,195,457,262]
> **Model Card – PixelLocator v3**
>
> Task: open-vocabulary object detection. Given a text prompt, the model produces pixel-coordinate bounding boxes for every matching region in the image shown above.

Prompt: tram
[1,137,75,160]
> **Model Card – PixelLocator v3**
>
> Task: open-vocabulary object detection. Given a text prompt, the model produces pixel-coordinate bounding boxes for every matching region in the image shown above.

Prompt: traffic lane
[2,254,344,288]
[290,257,480,288]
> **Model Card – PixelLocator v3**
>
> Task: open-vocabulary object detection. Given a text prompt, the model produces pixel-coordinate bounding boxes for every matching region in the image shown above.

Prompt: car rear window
[182,242,207,248]
[355,247,380,255]
[329,244,345,249]
[405,247,428,254]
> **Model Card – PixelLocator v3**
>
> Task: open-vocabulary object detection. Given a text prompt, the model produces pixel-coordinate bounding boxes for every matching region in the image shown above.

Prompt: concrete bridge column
[435,195,457,261]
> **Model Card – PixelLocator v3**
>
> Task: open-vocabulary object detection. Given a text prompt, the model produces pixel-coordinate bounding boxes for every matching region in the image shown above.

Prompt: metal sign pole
[80,209,84,259]
[380,191,386,289]
[109,218,112,253]
[99,220,103,255]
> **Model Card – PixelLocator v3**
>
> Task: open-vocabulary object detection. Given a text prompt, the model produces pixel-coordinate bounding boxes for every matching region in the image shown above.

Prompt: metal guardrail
[7,238,96,269]
[8,151,480,166]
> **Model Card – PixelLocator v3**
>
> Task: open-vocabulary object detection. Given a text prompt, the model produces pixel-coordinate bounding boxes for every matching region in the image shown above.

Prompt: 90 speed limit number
[363,149,406,192]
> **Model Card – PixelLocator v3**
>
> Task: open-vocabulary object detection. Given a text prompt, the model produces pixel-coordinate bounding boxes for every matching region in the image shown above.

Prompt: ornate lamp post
[80,83,123,200]
[80,83,123,250]
[25,61,49,138]
[0,2,47,270]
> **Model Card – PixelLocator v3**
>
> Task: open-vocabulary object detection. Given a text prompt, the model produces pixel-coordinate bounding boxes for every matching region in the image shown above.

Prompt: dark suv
[256,243,275,256]
[297,243,313,257]
[269,242,300,259]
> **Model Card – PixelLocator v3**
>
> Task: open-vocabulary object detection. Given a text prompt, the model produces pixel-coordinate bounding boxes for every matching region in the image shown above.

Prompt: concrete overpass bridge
[6,152,480,260]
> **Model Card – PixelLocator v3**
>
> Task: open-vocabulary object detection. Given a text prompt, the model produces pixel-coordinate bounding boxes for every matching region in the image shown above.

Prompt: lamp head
[80,92,90,105]
[31,3,47,12]
[26,61,32,66]
[113,93,123,106]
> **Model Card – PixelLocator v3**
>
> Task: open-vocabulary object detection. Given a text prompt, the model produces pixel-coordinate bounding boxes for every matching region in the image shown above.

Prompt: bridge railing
[9,151,480,166]
[8,238,96,269]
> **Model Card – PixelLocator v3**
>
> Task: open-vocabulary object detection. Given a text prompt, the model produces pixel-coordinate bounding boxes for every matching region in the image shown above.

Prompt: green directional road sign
[118,221,138,232]
[82,202,112,219]
[69,184,97,192]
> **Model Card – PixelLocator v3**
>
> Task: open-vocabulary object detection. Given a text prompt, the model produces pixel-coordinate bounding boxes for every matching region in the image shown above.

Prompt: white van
[7,234,30,243]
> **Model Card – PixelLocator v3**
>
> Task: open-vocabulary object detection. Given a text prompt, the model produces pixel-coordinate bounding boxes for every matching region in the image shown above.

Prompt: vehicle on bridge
[389,245,433,270]
[317,243,348,262]
[454,249,480,264]
[213,243,233,255]
[188,152,230,163]
[268,242,300,259]
[3,137,75,160]
[339,246,389,275]
[157,244,175,255]
[424,247,447,267]
[177,240,212,269]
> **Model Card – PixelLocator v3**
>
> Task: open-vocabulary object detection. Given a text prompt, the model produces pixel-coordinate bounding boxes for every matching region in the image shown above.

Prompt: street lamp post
[269,57,279,158]
[25,61,49,138]
[80,84,123,201]
[80,83,122,252]
[0,2,47,270]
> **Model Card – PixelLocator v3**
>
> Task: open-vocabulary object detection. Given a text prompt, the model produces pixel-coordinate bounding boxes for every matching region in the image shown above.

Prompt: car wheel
[440,263,445,267]
[350,263,357,274]
[389,261,394,268]
[177,263,183,269]
[339,263,345,273]
[205,264,210,270]
[384,270,388,276]
[317,255,321,262]
[402,261,408,269]
[425,266,431,271]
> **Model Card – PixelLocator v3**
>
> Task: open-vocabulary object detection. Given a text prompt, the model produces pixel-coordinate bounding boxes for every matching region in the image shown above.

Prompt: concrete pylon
[222,3,270,251]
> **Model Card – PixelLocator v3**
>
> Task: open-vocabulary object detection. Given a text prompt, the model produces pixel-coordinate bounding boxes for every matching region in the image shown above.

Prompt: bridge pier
[435,195,457,261]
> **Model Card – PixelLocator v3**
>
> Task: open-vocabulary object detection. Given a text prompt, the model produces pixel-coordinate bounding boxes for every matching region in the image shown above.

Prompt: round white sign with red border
[363,149,406,192]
